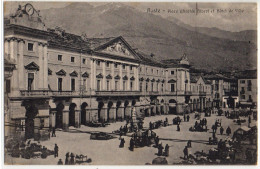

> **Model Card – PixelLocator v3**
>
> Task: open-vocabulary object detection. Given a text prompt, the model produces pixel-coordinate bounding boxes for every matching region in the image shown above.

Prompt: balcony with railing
[20,90,50,98]
[51,90,76,96]
[199,91,206,96]
[95,90,141,96]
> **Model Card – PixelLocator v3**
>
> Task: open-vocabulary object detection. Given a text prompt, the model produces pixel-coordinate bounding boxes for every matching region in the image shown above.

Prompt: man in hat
[54,144,59,158]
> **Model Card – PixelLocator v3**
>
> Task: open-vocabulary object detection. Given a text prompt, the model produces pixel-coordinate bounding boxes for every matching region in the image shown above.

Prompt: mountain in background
[39,2,257,72]
[166,16,257,44]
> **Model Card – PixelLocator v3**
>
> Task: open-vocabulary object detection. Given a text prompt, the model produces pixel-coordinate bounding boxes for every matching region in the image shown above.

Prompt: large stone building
[237,70,257,108]
[4,4,215,141]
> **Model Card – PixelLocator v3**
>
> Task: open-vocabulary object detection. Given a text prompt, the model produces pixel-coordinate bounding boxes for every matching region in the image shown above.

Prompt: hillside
[39,2,257,72]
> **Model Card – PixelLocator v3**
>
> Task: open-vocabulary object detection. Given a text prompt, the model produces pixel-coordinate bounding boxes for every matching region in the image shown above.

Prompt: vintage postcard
[2,0,257,166]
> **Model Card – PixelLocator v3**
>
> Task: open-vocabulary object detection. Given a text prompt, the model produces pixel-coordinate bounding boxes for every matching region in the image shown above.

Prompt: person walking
[70,153,75,165]
[65,152,70,165]
[119,138,125,148]
[164,144,169,157]
[54,144,59,158]
[57,159,63,165]
[184,115,186,122]
[226,126,231,136]
[129,138,134,151]
[157,143,164,156]
[183,146,188,159]
[187,140,192,148]
[248,116,251,127]
[220,126,224,135]
[177,124,180,131]
[187,115,190,122]
[52,127,56,137]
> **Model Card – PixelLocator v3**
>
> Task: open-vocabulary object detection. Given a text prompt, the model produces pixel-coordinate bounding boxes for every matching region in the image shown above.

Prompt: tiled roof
[236,69,257,79]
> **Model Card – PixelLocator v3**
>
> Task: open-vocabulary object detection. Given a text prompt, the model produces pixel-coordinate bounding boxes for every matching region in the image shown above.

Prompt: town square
[3,1,257,166]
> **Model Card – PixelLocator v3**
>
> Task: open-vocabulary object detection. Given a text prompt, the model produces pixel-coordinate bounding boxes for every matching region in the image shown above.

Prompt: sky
[3,1,257,32]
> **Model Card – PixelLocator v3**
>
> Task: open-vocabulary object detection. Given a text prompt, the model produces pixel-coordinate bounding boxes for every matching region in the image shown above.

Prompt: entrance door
[28,73,34,91]
[97,80,101,91]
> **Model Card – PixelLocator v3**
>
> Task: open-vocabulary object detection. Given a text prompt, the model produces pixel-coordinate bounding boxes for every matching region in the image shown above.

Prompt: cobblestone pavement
[5,112,256,165]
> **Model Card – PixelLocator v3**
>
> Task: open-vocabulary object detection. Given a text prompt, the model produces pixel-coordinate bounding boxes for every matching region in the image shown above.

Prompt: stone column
[160,104,164,114]
[63,105,69,131]
[90,59,94,90]
[38,43,43,89]
[49,108,56,128]
[10,38,19,96]
[18,39,25,90]
[146,105,151,116]
[125,105,132,118]
[4,39,10,58]
[117,106,124,121]
[100,103,108,122]
[164,103,169,114]
[111,62,115,90]
[119,64,123,90]
[34,118,40,141]
[166,70,169,92]
[75,109,80,128]
[109,104,117,122]
[43,44,48,89]
[135,102,141,118]
[102,61,106,90]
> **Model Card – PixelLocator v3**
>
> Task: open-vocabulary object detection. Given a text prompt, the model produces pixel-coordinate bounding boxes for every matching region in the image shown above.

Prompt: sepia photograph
[2,0,258,166]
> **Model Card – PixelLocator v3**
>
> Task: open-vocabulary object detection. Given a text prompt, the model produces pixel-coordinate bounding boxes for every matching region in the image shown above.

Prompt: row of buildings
[4,4,257,141]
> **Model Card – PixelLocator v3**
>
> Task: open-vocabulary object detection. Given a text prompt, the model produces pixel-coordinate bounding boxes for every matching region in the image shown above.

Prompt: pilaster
[38,42,43,89]
[43,44,48,89]
[18,39,25,90]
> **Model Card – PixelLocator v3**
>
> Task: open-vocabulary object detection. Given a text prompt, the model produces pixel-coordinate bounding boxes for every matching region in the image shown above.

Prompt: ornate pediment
[96,73,103,78]
[95,37,138,60]
[56,69,66,76]
[106,74,112,79]
[24,62,39,71]
[48,68,52,75]
[70,71,78,77]
[161,79,165,83]
[146,78,150,82]
[130,76,135,80]
[168,79,176,83]
[156,79,160,82]
[82,72,89,78]
[151,78,155,82]
[114,75,121,80]
[139,77,144,81]
[123,75,128,80]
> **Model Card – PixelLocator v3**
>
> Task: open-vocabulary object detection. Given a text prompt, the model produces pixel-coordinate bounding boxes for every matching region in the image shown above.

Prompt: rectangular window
[106,62,110,67]
[157,70,159,75]
[115,81,118,91]
[71,57,75,63]
[240,80,245,84]
[140,82,142,91]
[28,73,34,91]
[28,43,34,51]
[171,71,175,75]
[122,65,126,69]
[123,81,126,91]
[114,64,118,68]
[171,84,175,92]
[71,79,75,91]
[241,95,245,99]
[82,58,86,64]
[130,81,133,91]
[151,69,153,73]
[146,82,148,92]
[58,55,62,61]
[96,61,101,66]
[6,80,11,93]
[107,80,110,90]
[146,68,148,73]
[247,86,252,91]
[97,80,101,91]
[151,83,154,91]
[140,67,142,72]
[130,66,133,71]
[58,78,62,91]
[157,83,159,91]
